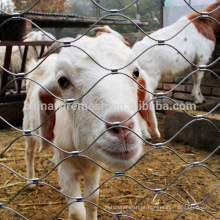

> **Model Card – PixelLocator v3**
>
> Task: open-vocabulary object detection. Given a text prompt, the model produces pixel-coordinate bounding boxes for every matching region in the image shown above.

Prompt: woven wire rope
[0,0,219,219]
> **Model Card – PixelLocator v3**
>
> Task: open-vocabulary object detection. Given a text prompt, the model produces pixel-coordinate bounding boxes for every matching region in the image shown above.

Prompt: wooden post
[0,20,26,41]
[160,0,165,28]
[17,46,29,93]
[1,46,12,95]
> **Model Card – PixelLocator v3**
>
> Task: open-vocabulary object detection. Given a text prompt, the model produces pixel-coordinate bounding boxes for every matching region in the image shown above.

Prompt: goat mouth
[105,148,138,160]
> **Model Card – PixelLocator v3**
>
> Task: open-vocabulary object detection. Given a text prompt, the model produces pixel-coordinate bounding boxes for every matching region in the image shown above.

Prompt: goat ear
[91,26,130,47]
[42,37,75,57]
[37,85,57,152]
[42,42,63,57]
[91,26,110,36]
[23,31,32,40]
[101,26,130,47]
[138,77,160,138]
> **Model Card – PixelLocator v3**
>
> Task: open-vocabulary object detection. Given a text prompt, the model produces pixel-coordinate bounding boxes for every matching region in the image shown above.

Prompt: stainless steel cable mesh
[0,0,219,219]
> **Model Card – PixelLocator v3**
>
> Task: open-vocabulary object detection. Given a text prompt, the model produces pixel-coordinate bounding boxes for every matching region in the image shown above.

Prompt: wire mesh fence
[0,0,219,219]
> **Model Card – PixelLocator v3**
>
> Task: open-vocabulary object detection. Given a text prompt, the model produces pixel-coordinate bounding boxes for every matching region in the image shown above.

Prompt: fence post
[1,46,12,95]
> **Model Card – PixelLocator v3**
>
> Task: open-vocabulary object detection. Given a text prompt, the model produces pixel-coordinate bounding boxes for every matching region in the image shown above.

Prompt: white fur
[92,25,130,46]
[0,31,55,90]
[23,33,160,220]
[132,16,215,104]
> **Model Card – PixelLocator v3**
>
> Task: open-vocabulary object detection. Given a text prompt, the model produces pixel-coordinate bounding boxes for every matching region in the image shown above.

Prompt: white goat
[0,31,55,90]
[132,1,220,104]
[23,33,160,220]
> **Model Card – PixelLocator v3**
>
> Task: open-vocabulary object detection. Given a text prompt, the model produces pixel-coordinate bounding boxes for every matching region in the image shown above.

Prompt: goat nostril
[108,126,128,137]
[111,127,120,134]
[106,123,121,134]
[129,122,134,130]
[106,121,134,137]
[105,112,135,138]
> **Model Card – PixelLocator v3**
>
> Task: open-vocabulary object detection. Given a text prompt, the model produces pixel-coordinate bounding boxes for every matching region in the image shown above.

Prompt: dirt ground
[0,113,219,220]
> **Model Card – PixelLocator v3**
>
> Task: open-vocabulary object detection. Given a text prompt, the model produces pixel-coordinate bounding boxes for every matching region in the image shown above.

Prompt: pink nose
[106,112,135,139]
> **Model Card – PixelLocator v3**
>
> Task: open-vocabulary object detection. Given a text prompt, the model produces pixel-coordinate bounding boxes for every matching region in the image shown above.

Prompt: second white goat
[132,1,220,104]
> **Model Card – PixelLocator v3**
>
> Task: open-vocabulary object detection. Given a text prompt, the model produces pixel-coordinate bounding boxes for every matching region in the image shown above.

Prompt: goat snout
[103,111,141,161]
[105,112,134,139]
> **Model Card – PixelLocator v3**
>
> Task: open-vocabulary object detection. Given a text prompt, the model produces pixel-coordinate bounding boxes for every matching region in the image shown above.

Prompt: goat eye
[132,68,139,79]
[58,76,69,88]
